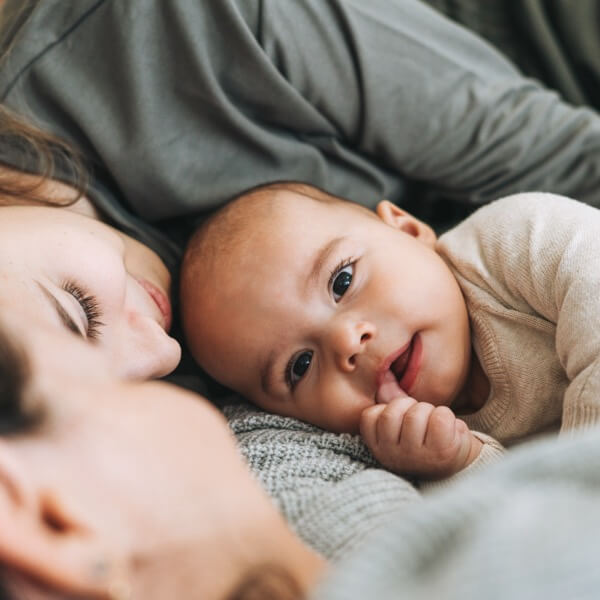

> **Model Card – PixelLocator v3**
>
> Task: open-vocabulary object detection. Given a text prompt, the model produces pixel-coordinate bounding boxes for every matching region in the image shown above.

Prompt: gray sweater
[225,403,420,561]
[2,0,600,275]
[312,426,600,600]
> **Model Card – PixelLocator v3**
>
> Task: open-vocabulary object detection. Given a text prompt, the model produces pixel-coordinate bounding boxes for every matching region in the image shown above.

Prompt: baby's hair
[184,181,339,269]
[181,181,342,313]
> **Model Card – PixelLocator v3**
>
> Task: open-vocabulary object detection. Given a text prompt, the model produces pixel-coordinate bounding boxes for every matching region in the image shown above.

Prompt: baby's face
[188,191,471,434]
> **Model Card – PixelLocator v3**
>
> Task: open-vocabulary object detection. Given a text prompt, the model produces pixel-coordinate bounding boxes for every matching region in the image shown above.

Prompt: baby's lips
[376,369,409,404]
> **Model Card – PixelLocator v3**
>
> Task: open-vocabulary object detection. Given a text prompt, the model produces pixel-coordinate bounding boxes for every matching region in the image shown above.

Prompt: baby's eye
[286,350,313,389]
[330,263,354,302]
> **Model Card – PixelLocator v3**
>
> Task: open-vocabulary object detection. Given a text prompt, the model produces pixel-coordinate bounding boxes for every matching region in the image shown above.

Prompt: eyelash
[62,280,105,340]
[328,257,355,293]
[285,352,303,390]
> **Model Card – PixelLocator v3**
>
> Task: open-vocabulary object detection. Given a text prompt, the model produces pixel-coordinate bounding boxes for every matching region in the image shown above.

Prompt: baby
[181,182,600,480]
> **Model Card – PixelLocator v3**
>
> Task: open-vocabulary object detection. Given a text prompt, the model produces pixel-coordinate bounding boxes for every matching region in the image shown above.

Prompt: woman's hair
[0,103,89,207]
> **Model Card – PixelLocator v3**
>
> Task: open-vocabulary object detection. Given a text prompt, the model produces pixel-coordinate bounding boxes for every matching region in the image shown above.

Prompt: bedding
[312,425,600,599]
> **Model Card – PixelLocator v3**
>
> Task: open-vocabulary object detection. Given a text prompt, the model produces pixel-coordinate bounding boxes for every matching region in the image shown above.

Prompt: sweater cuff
[420,431,505,493]
[561,404,600,433]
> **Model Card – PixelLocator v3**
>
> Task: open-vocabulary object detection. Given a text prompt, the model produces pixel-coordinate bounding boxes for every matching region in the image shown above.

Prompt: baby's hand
[360,396,482,479]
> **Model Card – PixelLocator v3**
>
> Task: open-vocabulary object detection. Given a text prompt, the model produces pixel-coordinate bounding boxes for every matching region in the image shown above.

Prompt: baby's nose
[330,317,375,371]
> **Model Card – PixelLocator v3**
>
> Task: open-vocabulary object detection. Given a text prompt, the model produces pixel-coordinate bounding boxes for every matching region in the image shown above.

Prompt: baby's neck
[453,353,489,415]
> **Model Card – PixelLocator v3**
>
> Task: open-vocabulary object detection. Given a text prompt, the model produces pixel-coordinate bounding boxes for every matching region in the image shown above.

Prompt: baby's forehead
[203,186,375,273]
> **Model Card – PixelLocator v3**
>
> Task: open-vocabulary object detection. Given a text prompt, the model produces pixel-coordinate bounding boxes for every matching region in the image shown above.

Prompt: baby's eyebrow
[307,236,347,290]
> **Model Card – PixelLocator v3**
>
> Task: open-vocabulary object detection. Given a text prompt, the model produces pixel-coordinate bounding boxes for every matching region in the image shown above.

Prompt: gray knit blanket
[227,402,600,599]
[312,425,600,599]
[225,402,421,561]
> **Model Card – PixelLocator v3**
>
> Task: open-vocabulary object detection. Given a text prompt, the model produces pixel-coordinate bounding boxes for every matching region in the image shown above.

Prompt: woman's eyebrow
[35,282,84,338]
[307,236,347,289]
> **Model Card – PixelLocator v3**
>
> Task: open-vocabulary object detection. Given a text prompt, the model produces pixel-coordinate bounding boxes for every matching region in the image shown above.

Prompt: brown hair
[228,563,304,600]
[0,103,89,207]
[182,181,340,276]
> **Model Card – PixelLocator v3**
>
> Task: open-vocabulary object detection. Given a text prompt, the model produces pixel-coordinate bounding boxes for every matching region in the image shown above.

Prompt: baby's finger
[424,406,458,450]
[398,402,435,449]
[375,396,418,445]
[359,404,387,447]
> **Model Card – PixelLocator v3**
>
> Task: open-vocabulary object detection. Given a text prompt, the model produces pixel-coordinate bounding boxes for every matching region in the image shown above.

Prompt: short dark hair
[0,321,39,435]
[228,563,304,600]
[0,321,37,599]
[0,579,13,600]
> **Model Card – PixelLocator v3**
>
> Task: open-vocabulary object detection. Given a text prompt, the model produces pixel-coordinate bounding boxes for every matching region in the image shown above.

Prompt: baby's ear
[375,200,437,248]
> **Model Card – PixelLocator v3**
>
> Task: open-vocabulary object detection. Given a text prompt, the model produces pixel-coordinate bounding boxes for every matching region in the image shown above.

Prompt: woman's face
[0,205,181,379]
[0,310,299,599]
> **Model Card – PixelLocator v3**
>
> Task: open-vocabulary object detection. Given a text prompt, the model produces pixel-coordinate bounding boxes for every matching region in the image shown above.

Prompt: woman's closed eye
[329,259,354,302]
[62,280,105,340]
[285,350,313,389]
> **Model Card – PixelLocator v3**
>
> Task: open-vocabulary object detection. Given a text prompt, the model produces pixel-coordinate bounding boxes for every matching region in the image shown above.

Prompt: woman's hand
[360,396,482,480]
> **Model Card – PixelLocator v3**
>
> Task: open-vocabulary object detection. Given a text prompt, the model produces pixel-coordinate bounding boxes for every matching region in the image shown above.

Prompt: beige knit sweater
[437,192,600,446]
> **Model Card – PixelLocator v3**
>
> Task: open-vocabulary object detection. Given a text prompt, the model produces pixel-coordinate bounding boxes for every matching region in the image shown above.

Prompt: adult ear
[375,200,437,248]
[0,440,118,598]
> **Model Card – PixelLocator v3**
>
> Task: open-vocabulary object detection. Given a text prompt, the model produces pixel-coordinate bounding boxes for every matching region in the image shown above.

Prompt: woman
[0,304,325,599]
[0,105,181,380]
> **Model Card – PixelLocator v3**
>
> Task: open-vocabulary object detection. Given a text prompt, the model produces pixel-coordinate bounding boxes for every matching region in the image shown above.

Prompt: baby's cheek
[329,398,373,435]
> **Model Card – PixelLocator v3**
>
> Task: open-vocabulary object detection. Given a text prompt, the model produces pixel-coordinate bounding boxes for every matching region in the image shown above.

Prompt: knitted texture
[437,193,600,443]
[313,427,600,600]
[225,402,421,561]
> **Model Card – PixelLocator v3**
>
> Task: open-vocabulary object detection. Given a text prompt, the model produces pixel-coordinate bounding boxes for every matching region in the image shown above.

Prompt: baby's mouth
[390,337,414,384]
[376,336,415,404]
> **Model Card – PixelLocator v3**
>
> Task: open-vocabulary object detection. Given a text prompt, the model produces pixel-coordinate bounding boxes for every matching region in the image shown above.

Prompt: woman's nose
[328,315,375,372]
[112,313,181,379]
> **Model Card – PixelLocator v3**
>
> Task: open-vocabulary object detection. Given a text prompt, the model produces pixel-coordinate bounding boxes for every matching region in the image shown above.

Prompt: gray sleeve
[257,0,600,205]
[2,0,600,225]
[313,428,600,600]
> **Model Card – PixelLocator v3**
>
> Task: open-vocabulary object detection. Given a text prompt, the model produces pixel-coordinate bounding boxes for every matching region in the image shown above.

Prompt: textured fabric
[437,192,600,444]
[225,402,421,561]
[2,0,600,272]
[312,426,600,600]
[424,0,600,108]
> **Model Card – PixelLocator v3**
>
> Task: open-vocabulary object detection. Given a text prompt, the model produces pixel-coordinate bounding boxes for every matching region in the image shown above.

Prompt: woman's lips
[137,279,173,332]
[376,334,422,403]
